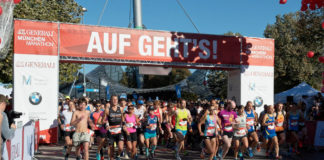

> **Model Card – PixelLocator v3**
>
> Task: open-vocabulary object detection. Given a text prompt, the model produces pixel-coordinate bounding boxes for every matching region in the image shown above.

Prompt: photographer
[0,94,16,157]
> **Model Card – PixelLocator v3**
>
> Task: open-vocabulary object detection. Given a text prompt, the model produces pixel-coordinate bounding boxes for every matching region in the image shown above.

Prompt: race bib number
[236,128,246,135]
[126,123,134,128]
[276,121,283,127]
[150,124,157,131]
[268,123,275,130]
[64,125,75,131]
[224,123,232,132]
[206,127,216,136]
[179,120,187,126]
[109,126,122,135]
[246,119,254,126]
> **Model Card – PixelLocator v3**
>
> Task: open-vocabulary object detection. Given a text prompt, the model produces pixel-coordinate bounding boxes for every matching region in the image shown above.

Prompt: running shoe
[238,151,243,158]
[176,155,182,160]
[96,153,101,160]
[134,155,138,160]
[200,149,205,159]
[116,155,121,160]
[64,154,69,160]
[213,156,218,160]
[150,152,154,159]
[124,153,129,159]
[218,148,223,158]
[101,156,104,160]
[275,155,282,160]
[248,148,253,157]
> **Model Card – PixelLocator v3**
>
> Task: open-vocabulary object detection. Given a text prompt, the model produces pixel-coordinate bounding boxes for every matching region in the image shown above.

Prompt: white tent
[0,85,12,97]
[275,82,323,104]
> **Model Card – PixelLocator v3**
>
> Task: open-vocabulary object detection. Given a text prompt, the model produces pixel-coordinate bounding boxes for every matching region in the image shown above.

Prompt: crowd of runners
[57,94,323,160]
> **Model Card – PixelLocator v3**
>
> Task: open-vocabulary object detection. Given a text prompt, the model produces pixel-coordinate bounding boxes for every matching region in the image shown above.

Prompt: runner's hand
[200,132,204,136]
[10,123,16,129]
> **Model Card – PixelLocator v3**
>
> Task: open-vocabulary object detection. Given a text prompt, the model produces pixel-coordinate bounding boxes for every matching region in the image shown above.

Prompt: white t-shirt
[61,110,73,125]
[135,105,145,120]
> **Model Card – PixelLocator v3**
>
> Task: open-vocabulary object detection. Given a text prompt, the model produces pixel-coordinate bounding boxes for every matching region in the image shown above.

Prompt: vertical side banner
[240,65,274,115]
[106,86,110,100]
[175,85,181,99]
[14,20,59,144]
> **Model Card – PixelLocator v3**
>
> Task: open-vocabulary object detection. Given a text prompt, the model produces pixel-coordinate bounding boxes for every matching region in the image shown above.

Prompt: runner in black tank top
[104,95,125,160]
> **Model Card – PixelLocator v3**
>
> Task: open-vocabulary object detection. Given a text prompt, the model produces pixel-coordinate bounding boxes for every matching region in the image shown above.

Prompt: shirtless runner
[70,98,94,160]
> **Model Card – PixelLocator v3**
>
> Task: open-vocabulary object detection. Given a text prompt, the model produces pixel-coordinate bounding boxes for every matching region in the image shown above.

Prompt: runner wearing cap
[143,106,161,160]
[58,101,76,160]
[135,99,146,155]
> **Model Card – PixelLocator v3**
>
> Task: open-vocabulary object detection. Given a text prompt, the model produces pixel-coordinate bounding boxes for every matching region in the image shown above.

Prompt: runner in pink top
[123,105,139,159]
[217,100,237,159]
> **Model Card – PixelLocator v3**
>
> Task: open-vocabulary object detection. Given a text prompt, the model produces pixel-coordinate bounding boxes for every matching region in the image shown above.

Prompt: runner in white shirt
[58,101,76,160]
[134,100,146,155]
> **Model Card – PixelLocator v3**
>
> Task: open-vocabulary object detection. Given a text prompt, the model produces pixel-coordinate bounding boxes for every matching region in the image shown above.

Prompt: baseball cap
[120,93,127,100]
[138,100,144,105]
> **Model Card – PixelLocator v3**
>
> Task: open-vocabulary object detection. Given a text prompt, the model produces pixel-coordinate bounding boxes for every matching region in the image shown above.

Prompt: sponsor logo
[254,96,263,107]
[249,82,255,91]
[22,75,31,85]
[29,92,42,105]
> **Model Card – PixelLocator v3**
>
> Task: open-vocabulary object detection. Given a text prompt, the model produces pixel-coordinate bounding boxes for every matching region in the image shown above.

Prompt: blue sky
[75,0,301,73]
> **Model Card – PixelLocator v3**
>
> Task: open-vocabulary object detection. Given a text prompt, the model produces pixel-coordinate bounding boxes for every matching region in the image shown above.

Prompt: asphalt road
[34,143,324,160]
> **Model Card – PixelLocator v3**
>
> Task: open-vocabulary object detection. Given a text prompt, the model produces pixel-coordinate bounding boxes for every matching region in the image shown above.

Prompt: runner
[153,100,163,142]
[103,95,124,160]
[233,105,249,160]
[245,101,260,157]
[58,101,75,160]
[218,100,237,159]
[135,99,146,155]
[91,102,105,160]
[274,103,286,145]
[143,106,161,159]
[123,104,139,160]
[97,104,109,160]
[262,105,280,159]
[70,98,94,160]
[286,103,303,155]
[198,105,219,160]
[172,99,192,160]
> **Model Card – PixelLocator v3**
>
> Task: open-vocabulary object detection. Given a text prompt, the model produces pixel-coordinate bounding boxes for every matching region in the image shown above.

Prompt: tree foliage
[264,9,324,93]
[0,0,83,84]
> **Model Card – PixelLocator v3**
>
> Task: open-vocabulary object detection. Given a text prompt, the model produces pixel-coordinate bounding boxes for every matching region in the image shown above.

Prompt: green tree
[0,0,83,84]
[207,70,228,99]
[206,32,241,98]
[264,9,324,93]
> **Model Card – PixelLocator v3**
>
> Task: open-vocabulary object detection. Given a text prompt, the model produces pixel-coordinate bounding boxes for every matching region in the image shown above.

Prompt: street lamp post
[82,7,87,97]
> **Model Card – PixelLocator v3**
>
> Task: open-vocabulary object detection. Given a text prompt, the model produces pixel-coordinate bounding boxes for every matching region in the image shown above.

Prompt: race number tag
[179,120,187,126]
[237,128,246,135]
[206,127,216,136]
[64,124,75,132]
[126,123,134,128]
[246,119,254,126]
[268,123,275,130]
[109,125,122,135]
[150,124,157,131]
[224,123,232,132]
[291,120,298,126]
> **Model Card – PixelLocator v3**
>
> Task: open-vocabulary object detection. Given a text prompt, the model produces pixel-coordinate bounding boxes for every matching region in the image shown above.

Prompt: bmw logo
[29,92,42,105]
[253,96,263,107]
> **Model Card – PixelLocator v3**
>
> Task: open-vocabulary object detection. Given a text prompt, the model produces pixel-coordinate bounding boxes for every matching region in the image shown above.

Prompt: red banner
[14,19,274,68]
[14,20,59,56]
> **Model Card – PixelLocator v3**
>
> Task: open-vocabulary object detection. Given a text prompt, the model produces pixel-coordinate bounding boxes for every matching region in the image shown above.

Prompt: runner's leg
[222,135,232,158]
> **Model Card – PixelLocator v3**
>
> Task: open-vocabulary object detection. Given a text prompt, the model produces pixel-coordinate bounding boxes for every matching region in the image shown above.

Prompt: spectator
[0,94,16,157]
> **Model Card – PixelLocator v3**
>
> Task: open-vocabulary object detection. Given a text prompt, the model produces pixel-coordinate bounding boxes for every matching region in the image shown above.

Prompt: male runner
[70,98,94,160]
[103,95,124,160]
[59,101,75,160]
[171,99,192,160]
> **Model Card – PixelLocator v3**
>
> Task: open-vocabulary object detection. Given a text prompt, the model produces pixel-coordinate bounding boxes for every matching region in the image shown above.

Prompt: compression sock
[151,145,157,154]
[145,147,149,157]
